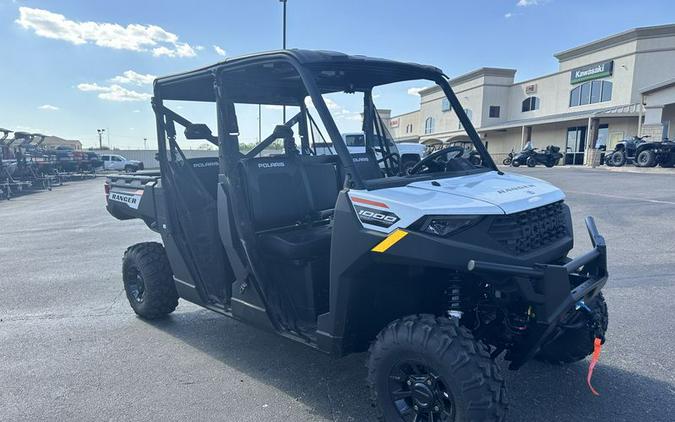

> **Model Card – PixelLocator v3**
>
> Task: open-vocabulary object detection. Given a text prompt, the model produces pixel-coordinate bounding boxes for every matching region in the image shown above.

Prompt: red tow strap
[587,338,603,396]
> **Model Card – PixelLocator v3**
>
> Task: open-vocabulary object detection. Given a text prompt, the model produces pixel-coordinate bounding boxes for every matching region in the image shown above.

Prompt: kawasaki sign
[570,60,613,84]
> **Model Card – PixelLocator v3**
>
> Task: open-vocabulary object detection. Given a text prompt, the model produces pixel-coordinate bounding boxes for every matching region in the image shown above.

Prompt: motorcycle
[502,149,514,165]
[511,145,562,168]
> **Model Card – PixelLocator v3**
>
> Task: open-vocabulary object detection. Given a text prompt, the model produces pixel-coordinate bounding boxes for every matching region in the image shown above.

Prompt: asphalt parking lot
[1,167,674,422]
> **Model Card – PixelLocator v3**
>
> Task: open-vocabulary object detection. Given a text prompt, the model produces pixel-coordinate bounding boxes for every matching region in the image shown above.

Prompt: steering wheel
[408,146,465,175]
[374,148,400,173]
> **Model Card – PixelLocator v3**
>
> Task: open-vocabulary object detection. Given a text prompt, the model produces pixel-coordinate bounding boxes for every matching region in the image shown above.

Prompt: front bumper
[467,216,608,369]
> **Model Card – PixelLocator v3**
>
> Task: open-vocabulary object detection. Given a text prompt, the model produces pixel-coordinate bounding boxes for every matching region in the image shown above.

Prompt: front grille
[489,201,568,254]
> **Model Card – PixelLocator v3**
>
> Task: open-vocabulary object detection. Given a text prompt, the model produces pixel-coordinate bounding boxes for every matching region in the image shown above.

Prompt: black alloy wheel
[125,268,146,303]
[388,360,455,421]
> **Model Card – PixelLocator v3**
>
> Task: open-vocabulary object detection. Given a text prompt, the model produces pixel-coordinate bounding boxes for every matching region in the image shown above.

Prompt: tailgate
[105,174,159,222]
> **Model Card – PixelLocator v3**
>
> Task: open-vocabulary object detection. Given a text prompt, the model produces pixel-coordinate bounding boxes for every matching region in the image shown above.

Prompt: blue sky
[0,0,673,148]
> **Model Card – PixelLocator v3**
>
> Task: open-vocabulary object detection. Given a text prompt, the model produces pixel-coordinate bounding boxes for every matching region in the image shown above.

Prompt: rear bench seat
[240,155,338,260]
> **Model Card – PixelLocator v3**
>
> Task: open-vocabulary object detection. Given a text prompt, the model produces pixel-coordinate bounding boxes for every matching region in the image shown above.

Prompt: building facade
[390,24,675,165]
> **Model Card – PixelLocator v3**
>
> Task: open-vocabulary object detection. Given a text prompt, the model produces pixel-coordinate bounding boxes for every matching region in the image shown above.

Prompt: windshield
[306,73,495,189]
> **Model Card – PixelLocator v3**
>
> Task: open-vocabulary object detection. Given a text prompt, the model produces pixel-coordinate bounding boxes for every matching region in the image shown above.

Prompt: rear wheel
[122,242,178,319]
[636,149,657,167]
[368,315,507,422]
[536,293,608,364]
[502,157,512,166]
[660,155,675,168]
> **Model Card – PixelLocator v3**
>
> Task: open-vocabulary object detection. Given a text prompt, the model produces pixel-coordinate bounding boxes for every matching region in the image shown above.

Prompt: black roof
[154,49,443,104]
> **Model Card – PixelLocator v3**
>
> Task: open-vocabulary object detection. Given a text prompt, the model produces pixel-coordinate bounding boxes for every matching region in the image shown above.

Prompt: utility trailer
[106,50,609,422]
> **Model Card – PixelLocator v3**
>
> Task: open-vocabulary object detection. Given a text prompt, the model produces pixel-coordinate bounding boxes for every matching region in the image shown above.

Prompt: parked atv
[635,138,675,168]
[105,50,609,422]
[511,145,562,168]
[605,135,645,167]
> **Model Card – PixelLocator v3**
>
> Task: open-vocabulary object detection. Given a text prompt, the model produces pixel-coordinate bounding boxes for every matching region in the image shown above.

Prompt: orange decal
[351,196,389,209]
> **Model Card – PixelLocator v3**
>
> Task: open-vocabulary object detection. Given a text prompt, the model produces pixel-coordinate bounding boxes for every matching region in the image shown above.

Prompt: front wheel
[526,157,537,167]
[610,150,626,167]
[367,315,507,422]
[512,160,521,167]
[502,157,512,166]
[537,293,608,364]
[122,242,179,319]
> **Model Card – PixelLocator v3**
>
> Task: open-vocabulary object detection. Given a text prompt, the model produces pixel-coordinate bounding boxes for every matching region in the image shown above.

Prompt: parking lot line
[566,190,675,206]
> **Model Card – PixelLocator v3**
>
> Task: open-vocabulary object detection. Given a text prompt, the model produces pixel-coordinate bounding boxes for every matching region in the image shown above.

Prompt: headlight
[419,216,481,237]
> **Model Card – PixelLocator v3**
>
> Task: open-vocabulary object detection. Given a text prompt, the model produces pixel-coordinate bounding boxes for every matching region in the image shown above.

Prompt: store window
[596,124,609,148]
[458,109,472,130]
[489,106,500,118]
[521,96,540,112]
[405,123,414,134]
[441,98,451,112]
[424,117,434,134]
[570,80,612,107]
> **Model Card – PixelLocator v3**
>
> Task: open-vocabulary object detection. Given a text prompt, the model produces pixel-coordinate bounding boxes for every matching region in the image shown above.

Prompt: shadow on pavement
[148,310,674,422]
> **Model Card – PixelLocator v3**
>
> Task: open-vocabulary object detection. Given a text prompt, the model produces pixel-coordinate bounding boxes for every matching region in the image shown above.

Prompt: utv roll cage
[152,49,496,190]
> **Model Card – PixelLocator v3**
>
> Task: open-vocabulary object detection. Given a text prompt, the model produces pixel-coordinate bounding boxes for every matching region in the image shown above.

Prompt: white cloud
[195,45,205,51]
[213,45,226,57]
[517,0,544,6]
[16,7,197,58]
[38,104,59,110]
[304,97,361,122]
[407,87,425,96]
[505,12,513,18]
[132,109,141,113]
[77,83,152,102]
[110,70,156,85]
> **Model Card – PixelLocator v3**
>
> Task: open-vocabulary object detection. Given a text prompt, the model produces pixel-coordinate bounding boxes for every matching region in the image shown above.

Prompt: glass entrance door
[565,126,587,165]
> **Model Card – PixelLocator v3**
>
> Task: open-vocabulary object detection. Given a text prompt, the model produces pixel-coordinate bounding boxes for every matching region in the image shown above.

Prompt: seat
[240,155,338,260]
[257,224,332,260]
[185,157,220,198]
[338,150,383,185]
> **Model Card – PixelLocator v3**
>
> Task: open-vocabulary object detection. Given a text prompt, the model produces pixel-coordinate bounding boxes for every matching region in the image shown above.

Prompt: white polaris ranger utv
[105,50,609,422]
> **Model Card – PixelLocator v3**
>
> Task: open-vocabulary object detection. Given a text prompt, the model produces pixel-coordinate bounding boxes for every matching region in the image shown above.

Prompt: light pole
[97,129,105,149]
[280,0,287,122]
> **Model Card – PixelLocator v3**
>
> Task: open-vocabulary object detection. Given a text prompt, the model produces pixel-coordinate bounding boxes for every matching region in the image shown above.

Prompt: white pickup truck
[315,132,426,173]
[101,154,144,172]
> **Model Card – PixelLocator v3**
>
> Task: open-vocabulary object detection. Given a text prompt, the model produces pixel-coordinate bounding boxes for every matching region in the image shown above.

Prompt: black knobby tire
[611,151,626,167]
[502,158,512,166]
[545,160,555,168]
[636,149,657,167]
[512,160,521,167]
[122,242,178,319]
[536,293,608,364]
[526,157,537,167]
[660,155,675,168]
[367,315,507,422]
[604,153,614,166]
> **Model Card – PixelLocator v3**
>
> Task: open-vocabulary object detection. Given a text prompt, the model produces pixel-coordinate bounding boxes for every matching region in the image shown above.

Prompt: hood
[407,171,565,214]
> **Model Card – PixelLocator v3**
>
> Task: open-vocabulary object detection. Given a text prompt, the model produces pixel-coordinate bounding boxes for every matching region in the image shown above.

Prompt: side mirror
[184,123,213,140]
